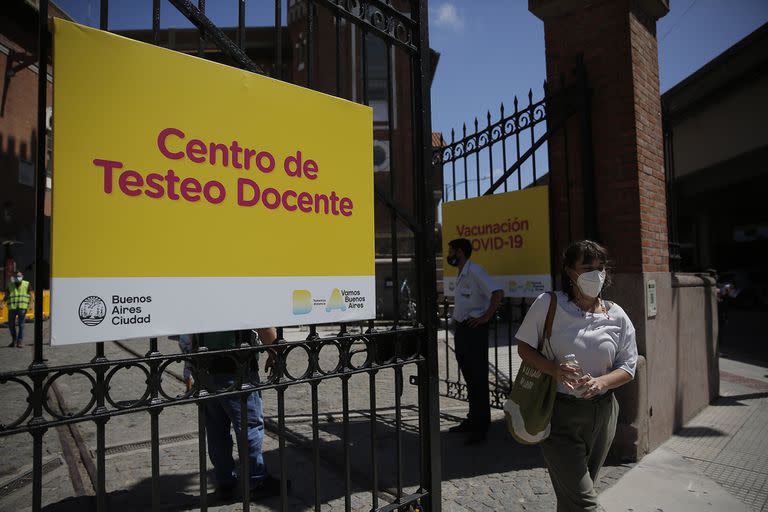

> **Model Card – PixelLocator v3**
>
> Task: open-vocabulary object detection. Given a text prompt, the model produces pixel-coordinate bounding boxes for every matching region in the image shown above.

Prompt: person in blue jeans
[5,271,31,348]
[194,328,283,502]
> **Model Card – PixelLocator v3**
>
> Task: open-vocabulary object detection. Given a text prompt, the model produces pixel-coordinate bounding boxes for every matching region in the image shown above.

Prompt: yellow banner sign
[51,19,374,344]
[441,187,551,297]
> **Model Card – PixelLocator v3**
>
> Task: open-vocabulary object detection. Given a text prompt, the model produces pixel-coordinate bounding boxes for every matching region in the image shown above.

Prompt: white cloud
[433,3,464,31]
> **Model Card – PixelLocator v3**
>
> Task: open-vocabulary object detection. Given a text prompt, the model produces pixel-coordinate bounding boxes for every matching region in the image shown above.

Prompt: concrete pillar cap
[529,0,669,21]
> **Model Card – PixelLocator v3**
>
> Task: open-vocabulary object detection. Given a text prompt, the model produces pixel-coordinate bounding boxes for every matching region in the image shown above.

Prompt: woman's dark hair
[448,238,473,259]
[561,240,611,300]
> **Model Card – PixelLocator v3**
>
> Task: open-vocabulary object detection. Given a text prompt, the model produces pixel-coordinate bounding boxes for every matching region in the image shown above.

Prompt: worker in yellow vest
[5,271,30,348]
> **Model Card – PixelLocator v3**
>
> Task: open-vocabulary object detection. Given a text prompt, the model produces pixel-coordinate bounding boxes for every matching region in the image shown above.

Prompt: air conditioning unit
[373,140,390,173]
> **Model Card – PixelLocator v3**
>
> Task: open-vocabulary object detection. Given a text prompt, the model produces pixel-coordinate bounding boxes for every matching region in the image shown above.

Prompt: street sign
[51,19,375,344]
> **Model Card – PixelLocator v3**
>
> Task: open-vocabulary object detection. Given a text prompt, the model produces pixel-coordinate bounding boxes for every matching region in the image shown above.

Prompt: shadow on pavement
[41,474,199,511]
[674,426,726,438]
[717,391,768,404]
[38,414,556,511]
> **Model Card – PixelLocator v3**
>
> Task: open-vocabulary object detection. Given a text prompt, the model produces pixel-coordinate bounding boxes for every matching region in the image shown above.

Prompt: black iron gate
[1,1,441,511]
[432,73,588,409]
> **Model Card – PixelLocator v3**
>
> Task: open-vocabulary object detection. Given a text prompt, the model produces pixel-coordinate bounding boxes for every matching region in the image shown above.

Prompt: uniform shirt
[7,280,31,310]
[516,291,638,395]
[451,260,502,322]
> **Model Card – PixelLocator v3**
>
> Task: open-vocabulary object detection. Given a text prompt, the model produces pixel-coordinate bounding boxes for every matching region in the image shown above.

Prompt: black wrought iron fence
[438,297,531,409]
[432,74,589,406]
[435,89,549,202]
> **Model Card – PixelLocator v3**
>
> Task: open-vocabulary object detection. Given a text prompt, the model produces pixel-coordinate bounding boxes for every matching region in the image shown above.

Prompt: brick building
[0,1,73,288]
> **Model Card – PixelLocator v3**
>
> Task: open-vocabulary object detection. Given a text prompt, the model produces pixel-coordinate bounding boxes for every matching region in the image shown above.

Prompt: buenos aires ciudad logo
[79,296,107,326]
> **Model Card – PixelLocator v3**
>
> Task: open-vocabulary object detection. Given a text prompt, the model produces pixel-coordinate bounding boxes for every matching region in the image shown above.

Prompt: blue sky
[427,0,768,136]
[56,0,768,137]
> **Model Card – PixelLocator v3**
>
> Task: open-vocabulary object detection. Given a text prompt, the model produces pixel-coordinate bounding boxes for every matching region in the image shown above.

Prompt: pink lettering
[93,159,123,193]
[256,151,275,174]
[203,181,226,204]
[237,178,260,206]
[186,139,207,163]
[262,188,281,209]
[283,190,297,211]
[165,169,180,200]
[118,170,143,197]
[339,197,353,217]
[180,177,202,202]
[303,159,318,180]
[144,173,165,198]
[157,128,185,160]
[297,192,313,213]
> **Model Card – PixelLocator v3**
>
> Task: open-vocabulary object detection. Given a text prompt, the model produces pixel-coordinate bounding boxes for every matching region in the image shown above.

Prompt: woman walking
[516,240,638,511]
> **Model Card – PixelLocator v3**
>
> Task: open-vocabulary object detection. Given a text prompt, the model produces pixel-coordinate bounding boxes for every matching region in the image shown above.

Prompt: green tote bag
[504,291,558,444]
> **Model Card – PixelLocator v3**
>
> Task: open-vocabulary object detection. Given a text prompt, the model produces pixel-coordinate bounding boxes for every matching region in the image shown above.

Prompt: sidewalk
[600,357,768,512]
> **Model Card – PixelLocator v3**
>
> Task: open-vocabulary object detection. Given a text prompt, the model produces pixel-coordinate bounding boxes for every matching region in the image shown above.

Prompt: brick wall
[0,32,52,232]
[630,11,668,272]
[542,0,668,273]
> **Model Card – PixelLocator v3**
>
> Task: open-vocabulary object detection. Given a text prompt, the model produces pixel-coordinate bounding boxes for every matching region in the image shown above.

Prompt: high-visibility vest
[7,280,31,310]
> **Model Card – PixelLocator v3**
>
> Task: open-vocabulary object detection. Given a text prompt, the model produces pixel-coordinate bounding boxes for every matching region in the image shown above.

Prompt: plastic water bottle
[563,354,584,390]
[562,354,583,377]
[563,354,588,396]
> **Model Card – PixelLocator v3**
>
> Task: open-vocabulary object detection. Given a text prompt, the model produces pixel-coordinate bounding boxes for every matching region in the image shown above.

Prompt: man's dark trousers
[454,321,490,432]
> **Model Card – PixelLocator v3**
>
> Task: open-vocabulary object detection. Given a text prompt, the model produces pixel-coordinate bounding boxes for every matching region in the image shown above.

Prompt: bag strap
[538,291,557,354]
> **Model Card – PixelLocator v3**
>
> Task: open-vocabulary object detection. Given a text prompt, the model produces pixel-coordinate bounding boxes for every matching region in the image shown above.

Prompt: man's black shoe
[214,483,237,502]
[7,341,15,347]
[251,475,290,500]
[448,421,473,433]
[464,431,487,445]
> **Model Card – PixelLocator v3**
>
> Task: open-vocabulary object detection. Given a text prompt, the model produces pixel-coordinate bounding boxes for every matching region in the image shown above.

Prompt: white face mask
[576,269,606,298]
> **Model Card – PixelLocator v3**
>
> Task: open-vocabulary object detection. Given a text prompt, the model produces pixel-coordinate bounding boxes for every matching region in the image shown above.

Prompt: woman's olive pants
[540,392,618,512]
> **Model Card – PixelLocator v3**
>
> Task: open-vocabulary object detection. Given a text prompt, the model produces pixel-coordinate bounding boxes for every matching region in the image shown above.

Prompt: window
[365,34,394,127]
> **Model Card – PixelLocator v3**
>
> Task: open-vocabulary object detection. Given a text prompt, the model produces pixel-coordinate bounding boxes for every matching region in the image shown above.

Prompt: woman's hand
[554,363,582,389]
[576,375,607,398]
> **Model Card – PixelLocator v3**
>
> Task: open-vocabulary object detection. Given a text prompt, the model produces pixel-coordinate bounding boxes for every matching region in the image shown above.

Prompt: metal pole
[274,0,282,79]
[413,1,442,508]
[197,0,205,58]
[33,0,49,369]
[31,3,50,508]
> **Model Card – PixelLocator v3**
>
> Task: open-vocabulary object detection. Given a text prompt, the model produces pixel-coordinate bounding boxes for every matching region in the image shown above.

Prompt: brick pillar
[530,0,674,459]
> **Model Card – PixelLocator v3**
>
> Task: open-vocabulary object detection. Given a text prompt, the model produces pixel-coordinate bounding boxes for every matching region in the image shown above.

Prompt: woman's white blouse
[516,291,638,395]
